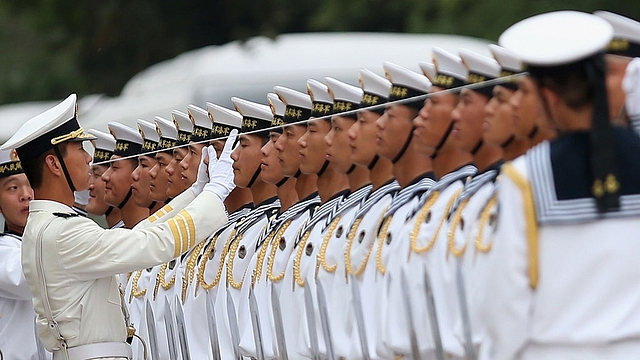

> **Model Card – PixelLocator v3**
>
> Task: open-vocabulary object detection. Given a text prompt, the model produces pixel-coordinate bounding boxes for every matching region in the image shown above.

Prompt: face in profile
[298,119,331,175]
[274,124,307,177]
[260,132,285,185]
[231,134,265,188]
[87,164,111,215]
[131,155,157,208]
[376,104,416,160]
[325,116,357,174]
[349,110,381,167]
[413,88,458,156]
[180,143,206,187]
[452,88,490,153]
[485,84,517,146]
[102,156,136,207]
[149,152,172,202]
[166,147,188,198]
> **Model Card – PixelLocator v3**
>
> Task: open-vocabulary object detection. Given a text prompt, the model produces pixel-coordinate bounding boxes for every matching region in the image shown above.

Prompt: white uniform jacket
[21,190,227,351]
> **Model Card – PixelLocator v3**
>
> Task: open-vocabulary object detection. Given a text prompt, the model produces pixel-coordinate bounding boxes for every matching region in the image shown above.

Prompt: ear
[540,87,559,110]
[44,154,63,177]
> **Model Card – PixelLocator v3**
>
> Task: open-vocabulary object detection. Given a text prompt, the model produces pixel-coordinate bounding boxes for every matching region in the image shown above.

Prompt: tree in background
[0,0,638,105]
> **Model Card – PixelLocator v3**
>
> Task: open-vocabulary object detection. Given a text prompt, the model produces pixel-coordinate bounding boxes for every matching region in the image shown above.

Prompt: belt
[53,342,132,360]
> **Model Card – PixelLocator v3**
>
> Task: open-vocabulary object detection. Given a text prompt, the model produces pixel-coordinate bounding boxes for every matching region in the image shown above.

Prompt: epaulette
[53,212,79,218]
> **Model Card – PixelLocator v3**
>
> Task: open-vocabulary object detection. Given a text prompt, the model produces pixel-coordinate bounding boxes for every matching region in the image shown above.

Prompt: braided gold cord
[158,262,176,290]
[129,270,147,302]
[294,230,311,287]
[267,220,293,282]
[317,217,341,273]
[181,241,207,304]
[375,216,393,275]
[226,233,245,289]
[409,191,441,254]
[197,229,236,291]
[475,195,498,253]
[251,230,276,287]
[447,197,471,258]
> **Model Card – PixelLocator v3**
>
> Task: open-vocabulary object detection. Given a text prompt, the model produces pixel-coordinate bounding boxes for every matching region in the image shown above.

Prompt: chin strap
[501,134,515,148]
[471,139,484,155]
[317,160,330,177]
[147,201,157,210]
[430,122,454,160]
[367,154,380,170]
[294,169,302,178]
[247,166,262,188]
[117,189,133,209]
[105,206,114,217]
[392,128,415,164]
[276,177,289,187]
[53,145,76,194]
[346,164,356,175]
[527,125,539,139]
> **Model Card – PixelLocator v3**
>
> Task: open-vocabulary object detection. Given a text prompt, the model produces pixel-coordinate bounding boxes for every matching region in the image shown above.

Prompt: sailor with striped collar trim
[480,11,640,359]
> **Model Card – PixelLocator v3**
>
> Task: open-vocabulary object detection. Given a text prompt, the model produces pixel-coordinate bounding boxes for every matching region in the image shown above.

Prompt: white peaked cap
[306,79,334,104]
[418,62,437,82]
[594,11,640,45]
[267,93,286,117]
[432,47,468,81]
[1,94,95,163]
[187,104,212,128]
[108,121,143,145]
[0,148,19,165]
[231,97,273,121]
[499,11,613,66]
[325,77,363,103]
[0,148,23,178]
[172,110,193,133]
[274,86,313,109]
[89,128,116,152]
[155,116,178,140]
[2,94,77,150]
[207,103,243,129]
[359,68,392,98]
[489,44,523,73]
[459,49,501,79]
[383,61,431,92]
[137,119,160,143]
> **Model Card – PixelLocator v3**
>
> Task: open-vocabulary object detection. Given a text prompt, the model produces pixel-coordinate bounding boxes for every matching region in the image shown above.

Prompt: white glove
[190,147,212,197]
[74,190,90,206]
[623,58,640,121]
[204,129,238,201]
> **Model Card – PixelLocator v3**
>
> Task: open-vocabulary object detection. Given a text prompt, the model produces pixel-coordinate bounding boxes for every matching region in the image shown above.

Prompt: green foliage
[0,0,638,105]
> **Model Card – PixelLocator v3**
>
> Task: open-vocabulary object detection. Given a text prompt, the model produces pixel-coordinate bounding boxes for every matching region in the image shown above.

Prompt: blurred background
[0,0,638,137]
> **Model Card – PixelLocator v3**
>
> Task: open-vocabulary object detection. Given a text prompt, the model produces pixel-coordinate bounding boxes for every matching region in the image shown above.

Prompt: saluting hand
[623,58,640,121]
[204,129,238,201]
[190,146,212,196]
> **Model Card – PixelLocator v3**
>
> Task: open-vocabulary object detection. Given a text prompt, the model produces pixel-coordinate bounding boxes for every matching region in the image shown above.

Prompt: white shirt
[0,232,49,359]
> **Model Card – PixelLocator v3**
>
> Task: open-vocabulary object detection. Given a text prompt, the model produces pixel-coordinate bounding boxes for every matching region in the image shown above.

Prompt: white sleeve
[135,189,197,230]
[0,240,32,300]
[56,191,227,280]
